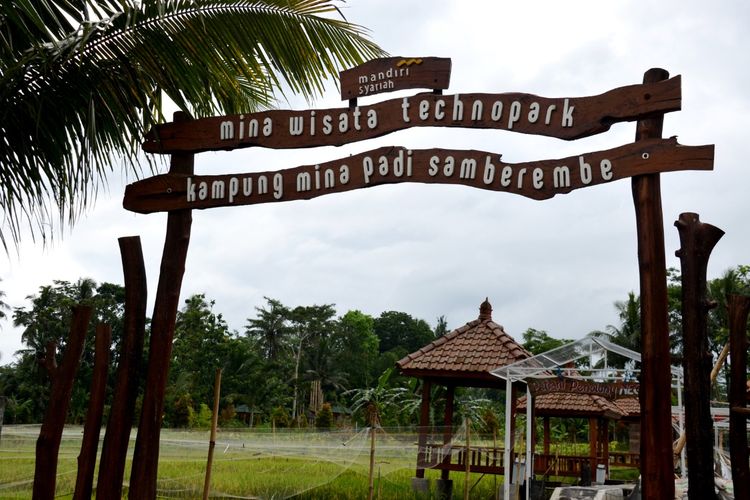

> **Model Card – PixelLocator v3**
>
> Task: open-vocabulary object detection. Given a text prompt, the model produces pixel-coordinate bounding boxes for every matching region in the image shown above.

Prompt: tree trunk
[73,324,111,500]
[97,236,148,499]
[33,305,92,500]
[675,212,724,500]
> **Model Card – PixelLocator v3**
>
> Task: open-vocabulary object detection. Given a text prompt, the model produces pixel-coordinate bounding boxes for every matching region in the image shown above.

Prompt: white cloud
[2,0,748,365]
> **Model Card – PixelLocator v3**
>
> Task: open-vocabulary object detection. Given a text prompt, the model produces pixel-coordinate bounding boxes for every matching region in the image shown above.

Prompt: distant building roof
[397,299,531,387]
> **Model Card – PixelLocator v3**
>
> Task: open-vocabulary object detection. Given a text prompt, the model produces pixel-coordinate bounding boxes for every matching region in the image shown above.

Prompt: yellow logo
[396,58,423,67]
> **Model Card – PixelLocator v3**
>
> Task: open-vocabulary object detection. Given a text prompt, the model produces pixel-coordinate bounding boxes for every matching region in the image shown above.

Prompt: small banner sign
[339,56,452,100]
[142,77,682,154]
[527,377,639,400]
[124,138,713,214]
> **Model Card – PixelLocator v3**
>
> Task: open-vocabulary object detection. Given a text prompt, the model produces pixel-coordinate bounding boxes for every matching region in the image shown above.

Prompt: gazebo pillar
[600,417,610,478]
[416,379,432,479]
[589,417,598,475]
[441,385,455,480]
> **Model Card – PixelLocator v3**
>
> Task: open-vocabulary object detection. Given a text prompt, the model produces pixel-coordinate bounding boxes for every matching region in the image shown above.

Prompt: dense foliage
[1,265,748,428]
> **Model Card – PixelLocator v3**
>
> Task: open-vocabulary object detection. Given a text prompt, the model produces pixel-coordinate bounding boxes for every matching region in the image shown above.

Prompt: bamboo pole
[367,403,377,500]
[202,368,222,500]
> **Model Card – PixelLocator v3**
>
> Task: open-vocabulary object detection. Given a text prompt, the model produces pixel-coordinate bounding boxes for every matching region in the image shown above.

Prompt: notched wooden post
[728,294,750,494]
[33,305,93,500]
[73,323,112,500]
[674,212,724,500]
[631,67,673,500]
[97,236,148,499]
[130,112,194,500]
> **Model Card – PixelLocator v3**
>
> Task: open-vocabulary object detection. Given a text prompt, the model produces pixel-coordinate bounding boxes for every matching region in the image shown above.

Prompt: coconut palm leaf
[0,0,385,250]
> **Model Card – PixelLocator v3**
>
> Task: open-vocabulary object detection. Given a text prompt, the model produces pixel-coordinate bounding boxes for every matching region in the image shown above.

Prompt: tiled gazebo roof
[396,299,532,387]
[518,392,627,420]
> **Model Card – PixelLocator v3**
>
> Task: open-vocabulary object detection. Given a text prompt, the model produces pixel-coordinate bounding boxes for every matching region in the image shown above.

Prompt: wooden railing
[418,444,643,478]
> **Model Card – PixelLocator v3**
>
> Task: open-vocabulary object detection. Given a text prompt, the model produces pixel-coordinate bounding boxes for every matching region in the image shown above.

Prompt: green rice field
[0,425,511,499]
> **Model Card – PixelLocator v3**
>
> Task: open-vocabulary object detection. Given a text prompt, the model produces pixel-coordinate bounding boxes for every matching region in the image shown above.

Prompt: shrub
[315,403,333,430]
[271,406,290,428]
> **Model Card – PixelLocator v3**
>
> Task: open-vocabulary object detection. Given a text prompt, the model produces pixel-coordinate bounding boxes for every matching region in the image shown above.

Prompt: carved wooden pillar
[416,379,432,478]
[97,236,148,499]
[441,384,455,480]
[675,212,724,499]
[631,67,675,500]
[130,112,194,500]
[33,305,92,500]
[728,294,750,494]
[73,324,111,500]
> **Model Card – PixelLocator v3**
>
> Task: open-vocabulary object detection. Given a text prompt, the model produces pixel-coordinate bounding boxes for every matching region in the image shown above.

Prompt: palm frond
[0,0,386,250]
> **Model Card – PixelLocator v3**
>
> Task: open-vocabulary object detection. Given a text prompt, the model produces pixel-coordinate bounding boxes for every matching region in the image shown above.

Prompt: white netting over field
[0,424,506,499]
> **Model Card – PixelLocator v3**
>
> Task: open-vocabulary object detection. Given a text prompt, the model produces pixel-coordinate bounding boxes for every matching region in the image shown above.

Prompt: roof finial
[479,297,492,321]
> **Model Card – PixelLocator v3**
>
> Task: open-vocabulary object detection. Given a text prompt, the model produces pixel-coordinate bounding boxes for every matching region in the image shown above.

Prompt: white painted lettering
[561,98,574,127]
[579,156,592,184]
[508,101,521,129]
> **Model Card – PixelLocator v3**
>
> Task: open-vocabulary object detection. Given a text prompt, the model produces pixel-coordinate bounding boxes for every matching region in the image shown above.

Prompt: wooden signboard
[142,76,681,154]
[124,138,713,213]
[339,56,452,100]
[527,377,639,400]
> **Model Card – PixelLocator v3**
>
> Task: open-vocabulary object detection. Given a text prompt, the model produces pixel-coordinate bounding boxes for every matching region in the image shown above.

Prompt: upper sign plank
[142,77,681,155]
[339,56,452,100]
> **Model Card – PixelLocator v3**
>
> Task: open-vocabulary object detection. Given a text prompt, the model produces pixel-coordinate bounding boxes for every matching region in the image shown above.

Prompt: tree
[434,315,449,337]
[245,297,291,362]
[333,310,379,389]
[374,311,434,355]
[288,303,338,418]
[0,279,9,322]
[8,278,127,422]
[0,0,384,249]
[170,294,231,405]
[521,328,572,355]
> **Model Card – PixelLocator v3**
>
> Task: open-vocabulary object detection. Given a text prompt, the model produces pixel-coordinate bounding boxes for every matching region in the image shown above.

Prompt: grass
[0,425,636,499]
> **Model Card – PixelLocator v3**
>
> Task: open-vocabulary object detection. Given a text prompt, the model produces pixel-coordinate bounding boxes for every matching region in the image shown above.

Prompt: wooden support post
[416,379,431,478]
[130,112,194,500]
[589,417,598,473]
[728,294,750,494]
[631,67,674,500]
[97,236,148,499]
[73,324,111,500]
[441,384,455,480]
[33,305,92,500]
[675,212,724,499]
[464,417,470,500]
[202,368,222,500]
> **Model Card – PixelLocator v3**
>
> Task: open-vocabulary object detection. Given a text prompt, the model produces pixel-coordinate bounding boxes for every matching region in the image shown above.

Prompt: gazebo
[396,299,532,489]
[492,335,684,499]
[516,391,642,480]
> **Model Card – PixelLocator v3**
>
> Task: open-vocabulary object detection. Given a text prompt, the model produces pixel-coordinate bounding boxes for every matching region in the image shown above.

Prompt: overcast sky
[2,0,748,365]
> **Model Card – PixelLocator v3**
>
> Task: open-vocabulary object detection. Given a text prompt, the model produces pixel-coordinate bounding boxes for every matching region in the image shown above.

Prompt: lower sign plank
[123,138,713,214]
